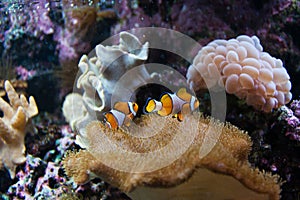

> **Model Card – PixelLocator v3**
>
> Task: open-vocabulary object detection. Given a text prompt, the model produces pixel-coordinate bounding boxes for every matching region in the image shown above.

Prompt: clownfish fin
[158,94,173,116]
[113,101,138,119]
[189,95,200,112]
[144,98,156,113]
[127,112,134,120]
[176,112,184,122]
[193,98,200,111]
[176,88,192,102]
[104,112,118,129]
[173,112,184,122]
[181,103,191,115]
[114,101,130,114]
[123,117,131,127]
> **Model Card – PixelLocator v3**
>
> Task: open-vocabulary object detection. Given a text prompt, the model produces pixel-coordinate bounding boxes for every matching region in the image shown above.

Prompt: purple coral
[278,100,300,141]
[53,27,80,63]
[290,100,300,117]
[7,155,45,199]
[3,0,54,48]
[30,0,54,36]
[56,125,76,154]
[112,0,232,40]
[35,162,65,198]
[16,65,36,80]
[7,124,75,199]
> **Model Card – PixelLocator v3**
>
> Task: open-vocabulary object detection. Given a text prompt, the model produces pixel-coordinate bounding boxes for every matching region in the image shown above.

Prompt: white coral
[62,31,151,147]
[187,35,292,112]
[0,80,38,178]
[76,31,149,114]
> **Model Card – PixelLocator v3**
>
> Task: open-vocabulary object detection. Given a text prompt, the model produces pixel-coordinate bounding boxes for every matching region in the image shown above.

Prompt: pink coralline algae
[2,0,54,48]
[6,155,68,199]
[278,100,300,141]
[54,26,91,64]
[6,124,76,199]
[7,155,45,199]
[35,162,66,198]
[15,66,37,81]
[27,0,54,37]
[170,0,233,39]
[112,0,232,40]
[56,125,76,155]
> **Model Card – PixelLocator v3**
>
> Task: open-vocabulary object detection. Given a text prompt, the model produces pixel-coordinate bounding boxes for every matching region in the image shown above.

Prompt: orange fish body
[104,102,138,129]
[144,88,199,121]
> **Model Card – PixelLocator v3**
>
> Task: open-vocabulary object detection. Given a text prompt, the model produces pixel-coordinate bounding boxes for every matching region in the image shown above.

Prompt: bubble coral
[187,35,292,112]
[0,80,38,178]
[63,114,281,200]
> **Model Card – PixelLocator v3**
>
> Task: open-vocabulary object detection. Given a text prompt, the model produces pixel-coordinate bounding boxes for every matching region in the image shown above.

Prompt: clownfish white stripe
[150,99,163,112]
[110,109,126,127]
[168,93,186,114]
[144,99,162,113]
[128,102,137,116]
[154,100,162,111]
[190,96,197,111]
[106,121,112,129]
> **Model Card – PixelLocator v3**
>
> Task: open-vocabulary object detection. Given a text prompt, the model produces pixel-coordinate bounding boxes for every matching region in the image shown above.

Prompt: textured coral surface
[0,81,38,179]
[187,35,292,112]
[63,114,281,200]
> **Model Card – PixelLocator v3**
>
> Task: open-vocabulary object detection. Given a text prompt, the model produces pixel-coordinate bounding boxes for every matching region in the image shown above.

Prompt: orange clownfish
[144,88,199,121]
[104,101,139,129]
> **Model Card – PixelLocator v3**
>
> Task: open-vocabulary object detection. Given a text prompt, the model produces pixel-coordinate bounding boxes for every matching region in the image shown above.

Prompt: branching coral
[187,35,292,112]
[0,80,38,178]
[63,114,281,200]
[0,80,28,97]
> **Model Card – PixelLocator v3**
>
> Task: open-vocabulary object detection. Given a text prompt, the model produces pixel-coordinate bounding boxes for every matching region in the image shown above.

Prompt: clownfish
[144,88,199,121]
[104,101,138,129]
